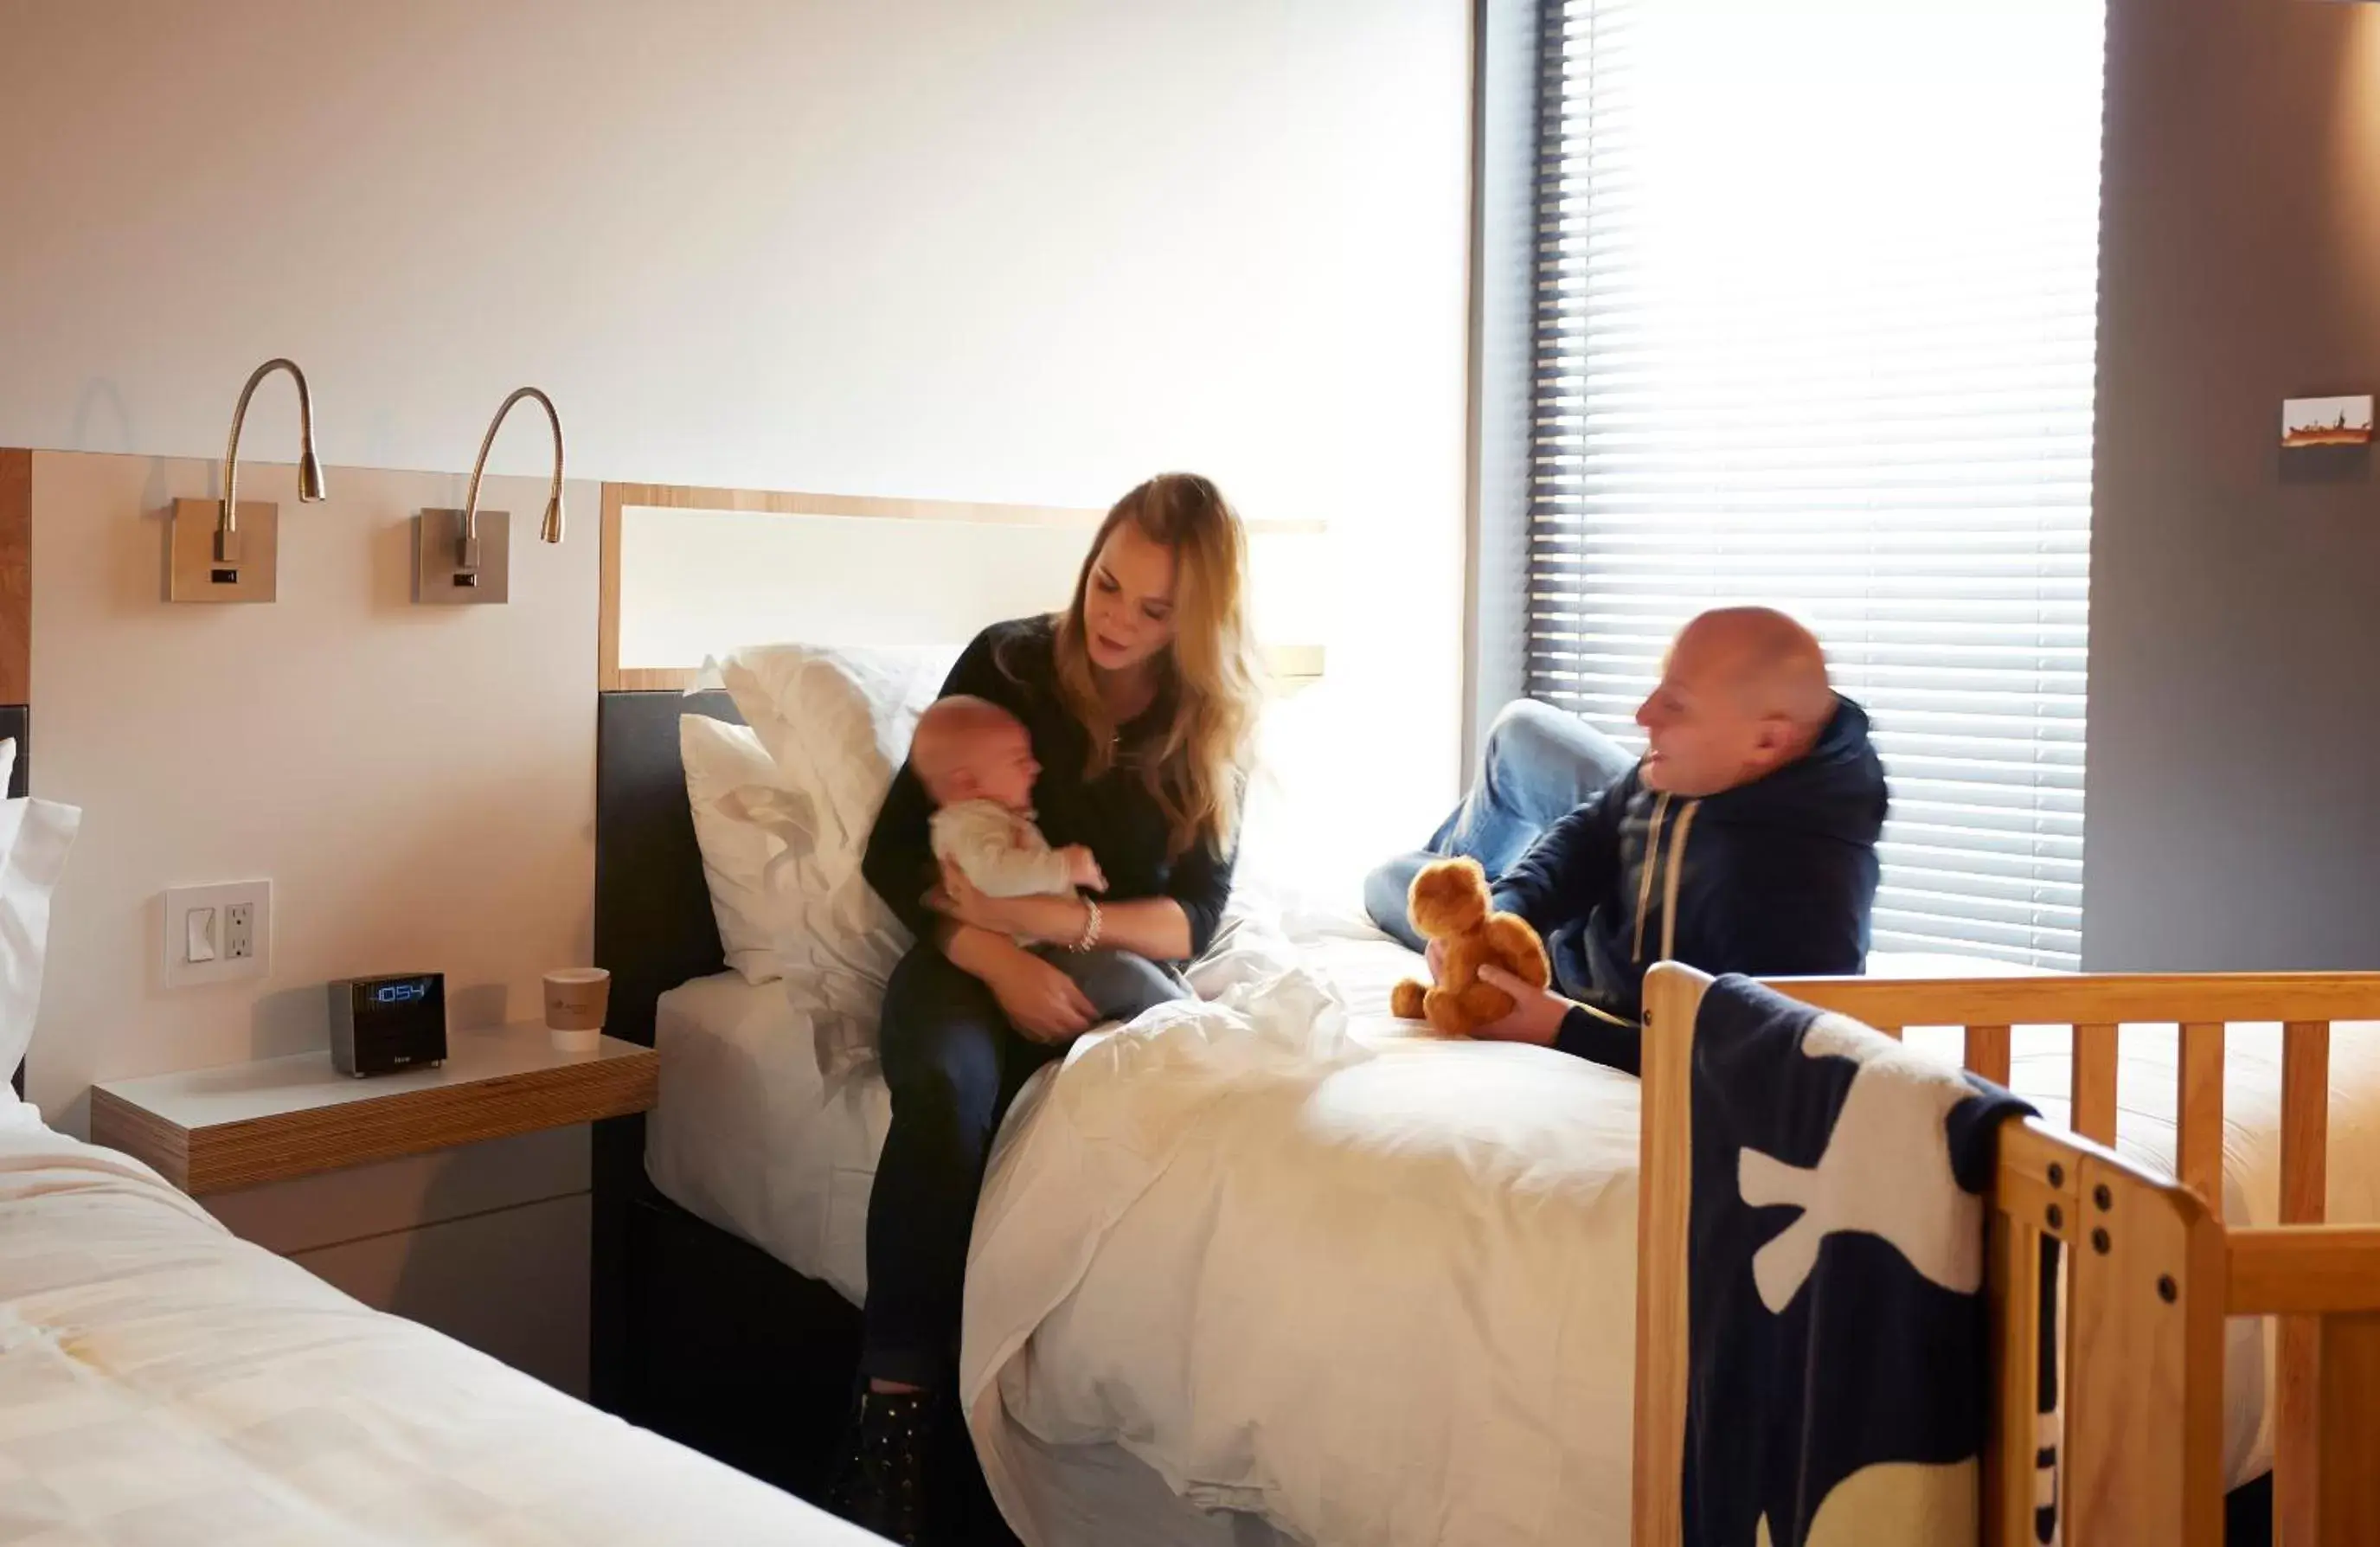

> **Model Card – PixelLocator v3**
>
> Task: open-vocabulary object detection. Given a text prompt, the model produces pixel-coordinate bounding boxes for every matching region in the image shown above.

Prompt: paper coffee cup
[543,967,610,1052]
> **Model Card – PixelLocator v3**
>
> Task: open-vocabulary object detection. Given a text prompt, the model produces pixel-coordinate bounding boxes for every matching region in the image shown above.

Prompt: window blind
[1526,0,2105,968]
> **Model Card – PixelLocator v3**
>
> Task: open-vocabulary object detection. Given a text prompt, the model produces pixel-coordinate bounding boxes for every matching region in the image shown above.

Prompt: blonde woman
[840,473,1264,1541]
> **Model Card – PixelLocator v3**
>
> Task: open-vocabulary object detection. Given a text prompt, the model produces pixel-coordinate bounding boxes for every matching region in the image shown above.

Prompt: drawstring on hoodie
[1563,791,1702,1038]
[1633,793,1703,966]
[1658,799,1701,962]
[1631,793,1671,964]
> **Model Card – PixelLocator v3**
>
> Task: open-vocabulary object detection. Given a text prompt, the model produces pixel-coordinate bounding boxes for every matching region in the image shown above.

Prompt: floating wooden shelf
[89,1024,657,1195]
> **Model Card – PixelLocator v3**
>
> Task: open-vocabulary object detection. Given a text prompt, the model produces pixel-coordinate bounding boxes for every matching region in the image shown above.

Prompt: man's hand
[1467,965,1571,1048]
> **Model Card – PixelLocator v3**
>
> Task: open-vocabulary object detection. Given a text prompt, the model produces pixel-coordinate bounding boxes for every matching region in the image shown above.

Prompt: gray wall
[2084,1,2380,969]
[1460,0,1541,770]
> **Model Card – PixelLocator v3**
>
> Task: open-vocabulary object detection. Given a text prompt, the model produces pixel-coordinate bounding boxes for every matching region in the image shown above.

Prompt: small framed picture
[2281,395,2374,449]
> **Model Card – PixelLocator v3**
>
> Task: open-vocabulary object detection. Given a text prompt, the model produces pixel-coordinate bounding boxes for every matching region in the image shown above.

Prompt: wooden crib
[1633,966,2380,1547]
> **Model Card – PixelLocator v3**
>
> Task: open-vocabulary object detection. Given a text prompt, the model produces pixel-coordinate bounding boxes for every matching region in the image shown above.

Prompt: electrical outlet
[161,881,271,988]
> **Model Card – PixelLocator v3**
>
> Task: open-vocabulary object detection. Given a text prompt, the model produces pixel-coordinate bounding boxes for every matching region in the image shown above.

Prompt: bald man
[1364,607,1888,1073]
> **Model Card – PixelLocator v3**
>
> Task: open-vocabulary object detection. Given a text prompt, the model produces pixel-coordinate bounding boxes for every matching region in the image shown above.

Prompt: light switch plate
[162,881,271,987]
[185,907,217,964]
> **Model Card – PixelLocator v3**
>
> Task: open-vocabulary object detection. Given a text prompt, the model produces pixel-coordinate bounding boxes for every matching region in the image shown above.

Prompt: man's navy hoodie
[1489,696,1889,1075]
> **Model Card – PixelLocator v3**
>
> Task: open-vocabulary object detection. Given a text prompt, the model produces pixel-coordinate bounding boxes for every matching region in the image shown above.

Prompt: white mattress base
[647,972,888,1303]
[1003,1435,1286,1547]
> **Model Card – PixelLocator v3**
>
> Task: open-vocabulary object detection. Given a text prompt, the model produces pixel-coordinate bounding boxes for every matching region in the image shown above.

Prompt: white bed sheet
[0,1116,876,1545]
[646,971,890,1305]
[639,909,1363,1307]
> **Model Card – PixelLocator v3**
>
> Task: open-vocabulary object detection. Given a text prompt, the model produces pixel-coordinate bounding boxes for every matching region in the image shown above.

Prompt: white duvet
[962,937,1646,1547]
[0,1105,876,1546]
[957,926,2380,1547]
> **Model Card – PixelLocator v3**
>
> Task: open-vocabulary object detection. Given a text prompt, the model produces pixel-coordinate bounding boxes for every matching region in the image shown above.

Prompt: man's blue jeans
[1363,701,1636,953]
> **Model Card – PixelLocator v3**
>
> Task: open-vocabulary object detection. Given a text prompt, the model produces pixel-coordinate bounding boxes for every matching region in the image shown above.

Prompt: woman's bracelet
[1069,895,1103,953]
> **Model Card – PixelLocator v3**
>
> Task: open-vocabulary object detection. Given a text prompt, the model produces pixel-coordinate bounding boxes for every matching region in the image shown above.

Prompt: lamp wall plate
[168,498,279,603]
[414,509,510,604]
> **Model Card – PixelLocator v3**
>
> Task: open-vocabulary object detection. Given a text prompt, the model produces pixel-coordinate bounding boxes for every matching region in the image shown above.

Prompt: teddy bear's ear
[1407,857,1490,937]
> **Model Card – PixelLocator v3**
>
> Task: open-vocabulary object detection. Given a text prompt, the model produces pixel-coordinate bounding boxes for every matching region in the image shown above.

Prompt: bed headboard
[598,479,1325,694]
[4,447,29,1097]
[3,708,29,798]
[593,689,737,1050]
[585,475,1325,1413]
[5,703,27,1097]
[587,476,1326,1044]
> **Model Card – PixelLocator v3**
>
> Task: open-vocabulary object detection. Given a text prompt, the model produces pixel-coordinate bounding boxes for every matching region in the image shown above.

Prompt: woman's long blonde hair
[1053,472,1263,859]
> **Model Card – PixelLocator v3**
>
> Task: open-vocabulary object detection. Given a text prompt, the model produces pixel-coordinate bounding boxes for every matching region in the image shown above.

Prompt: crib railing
[1634,968,2380,1547]
[1773,973,2380,1547]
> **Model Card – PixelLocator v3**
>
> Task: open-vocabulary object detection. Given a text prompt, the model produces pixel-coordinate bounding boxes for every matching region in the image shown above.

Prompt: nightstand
[87,1024,657,1396]
[90,1023,657,1195]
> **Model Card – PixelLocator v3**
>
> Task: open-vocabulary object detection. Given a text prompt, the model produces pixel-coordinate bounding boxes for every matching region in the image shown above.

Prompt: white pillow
[714,643,964,1080]
[680,714,791,985]
[716,642,961,862]
[0,772,82,1093]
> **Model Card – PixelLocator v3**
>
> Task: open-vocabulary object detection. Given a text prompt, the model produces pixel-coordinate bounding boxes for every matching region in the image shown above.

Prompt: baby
[910,694,1189,1028]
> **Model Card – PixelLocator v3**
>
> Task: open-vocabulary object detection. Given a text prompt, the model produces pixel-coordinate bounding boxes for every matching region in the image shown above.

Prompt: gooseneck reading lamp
[167,356,327,603]
[414,387,566,604]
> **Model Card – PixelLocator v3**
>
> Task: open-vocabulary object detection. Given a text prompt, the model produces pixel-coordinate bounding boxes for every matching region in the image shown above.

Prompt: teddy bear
[1388,856,1553,1037]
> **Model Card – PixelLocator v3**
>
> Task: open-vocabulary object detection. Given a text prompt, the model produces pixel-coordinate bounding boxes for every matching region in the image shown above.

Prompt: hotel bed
[0,1095,878,1545]
[0,749,872,1543]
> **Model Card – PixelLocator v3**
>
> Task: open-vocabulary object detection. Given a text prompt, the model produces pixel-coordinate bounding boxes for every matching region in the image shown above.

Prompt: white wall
[0,0,1475,832]
[3,0,1467,1379]
[26,448,603,1389]
[5,0,1466,1379]
[27,454,601,1124]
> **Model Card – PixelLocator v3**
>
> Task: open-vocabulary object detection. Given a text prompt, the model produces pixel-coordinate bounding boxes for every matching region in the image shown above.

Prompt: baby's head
[911,695,1040,812]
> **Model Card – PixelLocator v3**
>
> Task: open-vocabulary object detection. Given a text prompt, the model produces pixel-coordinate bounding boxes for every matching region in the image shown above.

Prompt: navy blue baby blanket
[1681,975,2036,1547]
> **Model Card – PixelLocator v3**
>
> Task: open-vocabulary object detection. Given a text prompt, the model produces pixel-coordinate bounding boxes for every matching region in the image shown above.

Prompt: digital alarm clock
[328,972,448,1077]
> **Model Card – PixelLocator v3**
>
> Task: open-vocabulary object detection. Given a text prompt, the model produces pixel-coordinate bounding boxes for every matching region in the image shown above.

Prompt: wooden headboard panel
[598,478,1325,694]
[2,449,27,709]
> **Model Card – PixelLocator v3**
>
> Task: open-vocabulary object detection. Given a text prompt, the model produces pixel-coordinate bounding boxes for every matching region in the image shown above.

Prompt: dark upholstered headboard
[3,706,29,799]
[5,704,29,1097]
[593,690,740,1050]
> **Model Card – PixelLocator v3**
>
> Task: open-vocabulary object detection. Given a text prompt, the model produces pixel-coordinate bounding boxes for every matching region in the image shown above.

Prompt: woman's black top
[861,616,1235,962]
